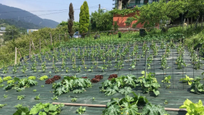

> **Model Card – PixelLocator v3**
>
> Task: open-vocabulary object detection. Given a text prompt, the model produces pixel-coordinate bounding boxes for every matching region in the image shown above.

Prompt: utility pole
[99,4,100,11]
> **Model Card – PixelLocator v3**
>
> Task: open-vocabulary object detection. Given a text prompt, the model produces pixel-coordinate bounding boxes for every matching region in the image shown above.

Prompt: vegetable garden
[0,33,204,115]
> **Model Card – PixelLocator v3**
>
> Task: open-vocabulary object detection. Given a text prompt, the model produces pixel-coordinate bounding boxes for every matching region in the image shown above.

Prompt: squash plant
[136,72,160,96]
[14,103,64,115]
[4,77,38,91]
[100,74,137,96]
[190,77,204,94]
[102,92,168,115]
[52,76,92,96]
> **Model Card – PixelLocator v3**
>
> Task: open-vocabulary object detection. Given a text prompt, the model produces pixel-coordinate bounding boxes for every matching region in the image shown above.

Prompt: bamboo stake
[14,47,17,65]
[50,33,52,45]
[52,102,187,112]
[32,40,36,50]
[39,39,41,53]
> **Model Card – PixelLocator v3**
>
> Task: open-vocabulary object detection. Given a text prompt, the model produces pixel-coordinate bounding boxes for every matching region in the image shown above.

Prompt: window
[144,0,149,4]
[153,0,159,2]
[135,0,140,4]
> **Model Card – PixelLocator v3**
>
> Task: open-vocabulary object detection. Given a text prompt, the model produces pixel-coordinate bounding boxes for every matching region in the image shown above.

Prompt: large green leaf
[142,103,169,115]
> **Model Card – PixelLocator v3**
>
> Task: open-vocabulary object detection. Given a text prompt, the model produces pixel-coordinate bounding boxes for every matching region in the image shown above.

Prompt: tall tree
[79,1,89,38]
[68,3,74,37]
[131,0,185,31]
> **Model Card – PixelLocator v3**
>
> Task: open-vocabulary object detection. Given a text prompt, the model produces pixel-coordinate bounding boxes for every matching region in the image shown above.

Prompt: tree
[68,3,74,37]
[90,9,113,31]
[131,0,185,31]
[79,1,89,38]
[3,25,20,42]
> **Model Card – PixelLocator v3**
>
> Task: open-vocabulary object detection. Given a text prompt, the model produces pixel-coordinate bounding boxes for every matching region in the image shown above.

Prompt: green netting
[0,42,203,115]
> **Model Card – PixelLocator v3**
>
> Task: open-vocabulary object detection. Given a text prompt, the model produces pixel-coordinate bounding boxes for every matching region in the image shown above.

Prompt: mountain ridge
[0,4,59,28]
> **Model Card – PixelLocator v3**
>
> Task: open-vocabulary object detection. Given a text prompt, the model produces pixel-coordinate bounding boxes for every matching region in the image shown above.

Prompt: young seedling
[41,85,44,88]
[14,104,23,109]
[71,98,77,102]
[3,94,8,98]
[34,94,40,100]
[17,95,25,100]
[76,106,86,114]
[0,104,7,108]
[33,89,37,92]
[51,95,58,100]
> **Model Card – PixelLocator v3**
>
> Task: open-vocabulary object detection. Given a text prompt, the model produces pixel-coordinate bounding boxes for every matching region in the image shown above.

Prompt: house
[112,0,161,30]
[27,29,38,34]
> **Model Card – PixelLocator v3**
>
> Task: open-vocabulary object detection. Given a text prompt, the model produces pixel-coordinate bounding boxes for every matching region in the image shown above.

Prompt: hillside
[0,19,42,29]
[0,4,59,28]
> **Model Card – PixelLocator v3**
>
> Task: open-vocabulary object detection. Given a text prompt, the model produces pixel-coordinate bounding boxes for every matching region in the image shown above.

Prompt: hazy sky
[0,0,114,23]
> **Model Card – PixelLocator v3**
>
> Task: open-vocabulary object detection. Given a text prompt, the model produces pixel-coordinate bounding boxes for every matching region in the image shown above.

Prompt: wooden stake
[50,33,52,45]
[15,47,17,65]
[29,41,31,59]
[32,40,36,50]
[52,102,187,112]
[39,39,41,53]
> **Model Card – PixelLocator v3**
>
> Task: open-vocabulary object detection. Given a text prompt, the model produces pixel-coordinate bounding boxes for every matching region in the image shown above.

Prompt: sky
[0,0,114,23]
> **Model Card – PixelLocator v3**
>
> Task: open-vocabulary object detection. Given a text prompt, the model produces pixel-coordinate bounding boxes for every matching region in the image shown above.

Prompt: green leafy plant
[34,94,40,100]
[76,106,86,114]
[3,77,38,91]
[17,95,25,100]
[176,54,186,69]
[41,85,44,87]
[2,66,8,74]
[180,75,194,85]
[29,103,64,115]
[12,65,18,74]
[102,92,149,115]
[71,98,77,102]
[21,65,27,73]
[14,104,23,109]
[190,77,204,94]
[51,95,58,100]
[13,106,30,115]
[33,89,37,92]
[41,61,47,72]
[52,76,92,96]
[39,75,48,81]
[3,76,12,81]
[137,71,160,96]
[142,103,169,115]
[161,54,168,69]
[161,75,171,88]
[3,94,8,98]
[0,84,4,88]
[180,99,204,115]
[28,76,36,80]
[0,104,7,108]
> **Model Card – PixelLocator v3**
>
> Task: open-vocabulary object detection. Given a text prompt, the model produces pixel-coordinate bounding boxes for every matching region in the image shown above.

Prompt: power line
[0,5,98,14]
[0,6,98,20]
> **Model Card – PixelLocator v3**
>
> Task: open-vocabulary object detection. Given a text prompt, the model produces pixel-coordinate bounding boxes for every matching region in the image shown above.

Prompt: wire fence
[0,23,203,89]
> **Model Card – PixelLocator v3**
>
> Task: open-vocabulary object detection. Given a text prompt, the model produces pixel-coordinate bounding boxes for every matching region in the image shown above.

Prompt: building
[0,27,6,36]
[27,29,38,34]
[113,0,160,9]
[112,0,163,30]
